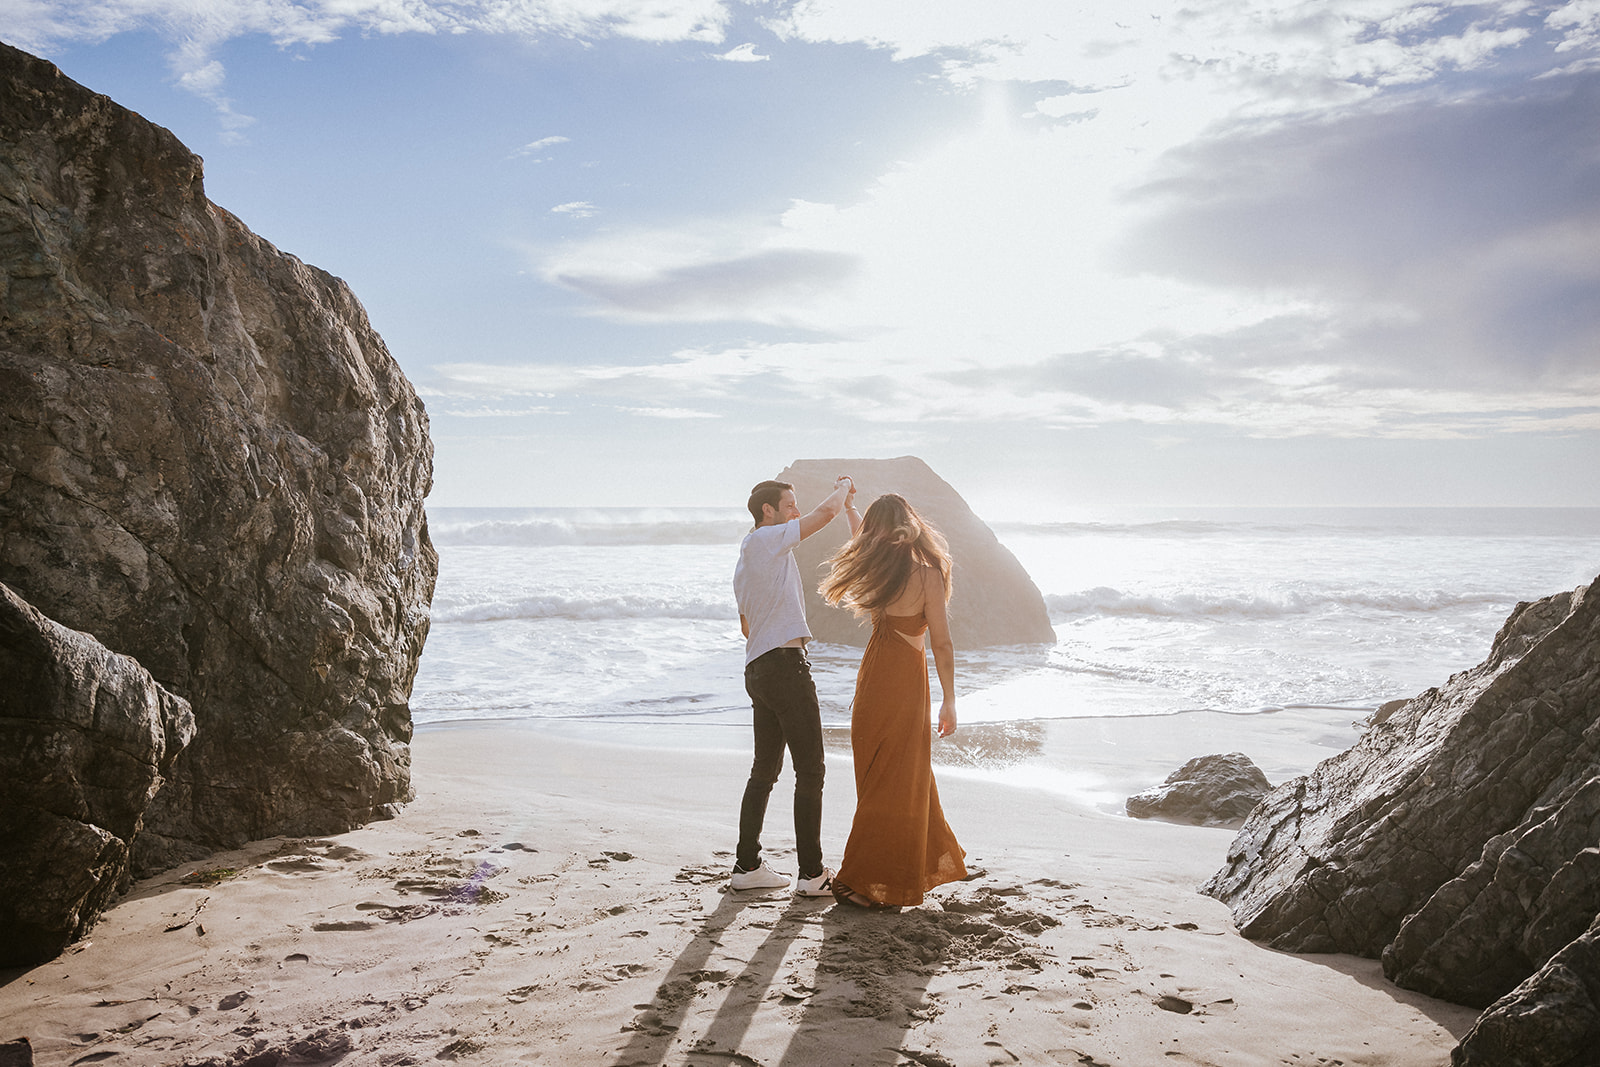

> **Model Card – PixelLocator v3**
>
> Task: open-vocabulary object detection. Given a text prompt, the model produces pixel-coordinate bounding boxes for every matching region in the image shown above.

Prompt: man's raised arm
[797,476,853,540]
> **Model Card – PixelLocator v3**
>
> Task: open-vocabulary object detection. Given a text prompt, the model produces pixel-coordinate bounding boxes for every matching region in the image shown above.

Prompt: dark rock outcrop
[1203,574,1600,1060]
[0,43,437,874]
[1452,914,1600,1067]
[774,457,1053,648]
[0,581,194,965]
[1126,752,1271,827]
[1383,775,1600,1007]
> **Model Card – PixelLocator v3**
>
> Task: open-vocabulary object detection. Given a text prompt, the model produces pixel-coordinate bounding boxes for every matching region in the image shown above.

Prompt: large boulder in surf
[0,582,195,964]
[774,456,1053,648]
[1203,574,1600,1023]
[1126,752,1272,827]
[0,43,436,875]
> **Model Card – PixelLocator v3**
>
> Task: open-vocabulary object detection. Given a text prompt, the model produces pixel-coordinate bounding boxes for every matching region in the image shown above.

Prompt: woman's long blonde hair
[820,493,952,619]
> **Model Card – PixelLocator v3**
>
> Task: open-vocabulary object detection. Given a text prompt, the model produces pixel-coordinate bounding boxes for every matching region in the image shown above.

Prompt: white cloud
[618,406,720,418]
[513,134,570,158]
[165,37,257,138]
[714,42,768,61]
[1550,0,1600,52]
[25,0,1599,486]
[550,246,859,323]
[9,0,733,126]
[436,405,568,417]
[501,0,1598,444]
[422,331,1600,443]
[550,200,599,218]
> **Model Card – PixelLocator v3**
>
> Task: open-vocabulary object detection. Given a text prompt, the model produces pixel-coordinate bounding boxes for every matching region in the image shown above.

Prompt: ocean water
[411,506,1600,799]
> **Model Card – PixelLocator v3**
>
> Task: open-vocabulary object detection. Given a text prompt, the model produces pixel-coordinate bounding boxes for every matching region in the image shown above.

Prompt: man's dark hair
[747,480,793,526]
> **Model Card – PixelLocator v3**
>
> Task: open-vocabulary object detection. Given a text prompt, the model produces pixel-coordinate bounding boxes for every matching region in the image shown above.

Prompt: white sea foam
[429,507,746,547]
[409,507,1600,734]
[1044,586,1509,620]
[430,592,737,624]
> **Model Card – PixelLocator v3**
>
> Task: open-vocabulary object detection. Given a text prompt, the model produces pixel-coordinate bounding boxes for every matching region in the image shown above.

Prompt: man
[730,474,856,895]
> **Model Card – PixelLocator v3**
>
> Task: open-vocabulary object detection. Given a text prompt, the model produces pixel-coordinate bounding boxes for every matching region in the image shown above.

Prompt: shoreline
[0,717,1477,1065]
[416,701,1375,818]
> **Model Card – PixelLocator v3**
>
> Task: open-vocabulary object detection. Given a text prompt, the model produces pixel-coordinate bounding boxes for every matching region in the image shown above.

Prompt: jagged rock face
[0,43,437,872]
[1125,752,1272,827]
[0,582,195,965]
[1384,775,1600,1007]
[775,457,1054,649]
[1203,575,1600,1017]
[1451,914,1600,1067]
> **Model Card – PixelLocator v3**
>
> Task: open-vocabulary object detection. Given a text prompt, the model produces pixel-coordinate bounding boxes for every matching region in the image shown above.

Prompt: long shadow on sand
[772,904,939,1067]
[606,891,945,1066]
[606,890,810,1067]
[609,875,1056,1065]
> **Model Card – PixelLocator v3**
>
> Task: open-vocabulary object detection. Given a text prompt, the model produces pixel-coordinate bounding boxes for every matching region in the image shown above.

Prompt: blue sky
[5,0,1598,515]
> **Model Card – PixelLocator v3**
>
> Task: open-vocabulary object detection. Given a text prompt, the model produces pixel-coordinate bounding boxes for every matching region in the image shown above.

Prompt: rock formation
[1452,915,1600,1067]
[0,41,437,885]
[1126,752,1271,827]
[1204,574,1600,1061]
[773,457,1053,648]
[0,582,195,965]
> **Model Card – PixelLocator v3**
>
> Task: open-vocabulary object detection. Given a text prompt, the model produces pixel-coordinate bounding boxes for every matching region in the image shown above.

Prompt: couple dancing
[730,475,968,909]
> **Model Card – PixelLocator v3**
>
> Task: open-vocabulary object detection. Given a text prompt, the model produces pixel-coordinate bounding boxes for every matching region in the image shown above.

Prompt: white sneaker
[730,862,790,891]
[795,868,836,897]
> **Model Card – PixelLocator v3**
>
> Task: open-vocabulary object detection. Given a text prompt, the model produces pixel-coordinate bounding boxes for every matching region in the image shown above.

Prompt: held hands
[839,475,862,536]
[937,698,957,738]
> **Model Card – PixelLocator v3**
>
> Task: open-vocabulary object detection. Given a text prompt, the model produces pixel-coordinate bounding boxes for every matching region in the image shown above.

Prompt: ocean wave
[995,508,1600,540]
[431,593,738,623]
[430,516,747,547]
[1046,586,1509,620]
[998,520,1231,537]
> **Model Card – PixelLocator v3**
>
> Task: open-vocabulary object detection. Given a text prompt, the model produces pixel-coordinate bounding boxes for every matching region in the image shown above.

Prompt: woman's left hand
[937,699,957,738]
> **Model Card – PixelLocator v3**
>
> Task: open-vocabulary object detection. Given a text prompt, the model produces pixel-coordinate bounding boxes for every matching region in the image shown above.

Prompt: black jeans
[737,646,825,879]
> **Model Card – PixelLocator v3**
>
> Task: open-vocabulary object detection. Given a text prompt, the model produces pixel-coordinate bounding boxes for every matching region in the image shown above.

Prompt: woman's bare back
[883,564,932,650]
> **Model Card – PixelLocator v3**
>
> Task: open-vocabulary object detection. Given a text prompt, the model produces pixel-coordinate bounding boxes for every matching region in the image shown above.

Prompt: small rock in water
[1125,753,1272,827]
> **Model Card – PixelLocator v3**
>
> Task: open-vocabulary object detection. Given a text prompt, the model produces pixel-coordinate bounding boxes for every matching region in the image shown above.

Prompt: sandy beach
[0,719,1479,1066]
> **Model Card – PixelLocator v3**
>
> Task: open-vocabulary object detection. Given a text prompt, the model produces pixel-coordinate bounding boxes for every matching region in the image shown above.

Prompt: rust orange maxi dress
[835,610,967,907]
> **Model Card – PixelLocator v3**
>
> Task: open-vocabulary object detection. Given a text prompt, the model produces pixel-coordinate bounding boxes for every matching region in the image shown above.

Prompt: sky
[4,0,1599,516]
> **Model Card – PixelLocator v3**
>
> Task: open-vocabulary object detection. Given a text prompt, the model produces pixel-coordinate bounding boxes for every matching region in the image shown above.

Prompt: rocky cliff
[1205,574,1600,1062]
[774,457,1054,649]
[0,42,437,881]
[0,581,195,964]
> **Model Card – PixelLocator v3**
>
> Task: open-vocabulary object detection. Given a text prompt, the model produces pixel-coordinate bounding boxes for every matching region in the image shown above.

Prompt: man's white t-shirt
[733,519,812,664]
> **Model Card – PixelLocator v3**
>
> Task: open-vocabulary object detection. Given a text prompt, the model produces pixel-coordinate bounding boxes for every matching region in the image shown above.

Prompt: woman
[820,493,967,908]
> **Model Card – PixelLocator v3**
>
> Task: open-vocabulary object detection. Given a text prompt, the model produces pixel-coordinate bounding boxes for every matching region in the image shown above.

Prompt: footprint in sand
[267,855,336,873]
[355,901,437,923]
[673,864,726,885]
[1155,995,1194,1014]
